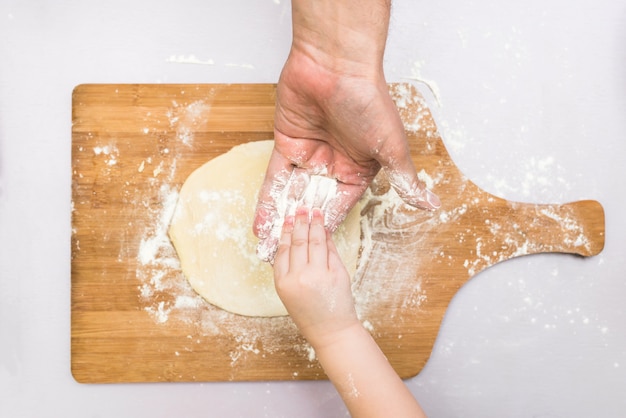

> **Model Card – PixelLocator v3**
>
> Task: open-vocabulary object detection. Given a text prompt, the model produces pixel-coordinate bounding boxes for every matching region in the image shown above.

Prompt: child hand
[273,207,360,350]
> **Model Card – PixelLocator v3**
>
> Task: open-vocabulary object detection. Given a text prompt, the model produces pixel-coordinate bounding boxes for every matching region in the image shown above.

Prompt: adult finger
[377,117,441,210]
[253,149,294,239]
[273,215,294,279]
[256,166,311,263]
[386,167,441,210]
[323,181,369,233]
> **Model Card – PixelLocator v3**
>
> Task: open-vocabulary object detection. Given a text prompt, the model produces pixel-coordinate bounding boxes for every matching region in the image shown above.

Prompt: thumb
[378,127,441,210]
[386,166,441,210]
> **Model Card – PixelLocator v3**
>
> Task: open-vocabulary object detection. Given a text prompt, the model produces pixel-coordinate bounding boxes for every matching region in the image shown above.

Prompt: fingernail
[295,207,309,224]
[283,215,295,228]
[426,189,441,209]
[311,207,324,224]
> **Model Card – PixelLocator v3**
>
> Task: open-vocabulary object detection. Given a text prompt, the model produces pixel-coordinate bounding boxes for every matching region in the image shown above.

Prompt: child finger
[308,208,328,267]
[289,207,310,266]
[326,230,348,273]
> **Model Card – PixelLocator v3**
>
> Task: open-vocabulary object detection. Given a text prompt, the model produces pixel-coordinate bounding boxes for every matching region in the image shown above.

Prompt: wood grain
[71,83,605,383]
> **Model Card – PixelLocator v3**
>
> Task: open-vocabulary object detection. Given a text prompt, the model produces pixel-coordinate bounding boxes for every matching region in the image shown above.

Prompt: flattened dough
[168,140,362,317]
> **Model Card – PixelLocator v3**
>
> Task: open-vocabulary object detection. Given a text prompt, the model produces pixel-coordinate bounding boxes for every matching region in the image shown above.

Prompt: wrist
[310,321,369,357]
[290,0,390,77]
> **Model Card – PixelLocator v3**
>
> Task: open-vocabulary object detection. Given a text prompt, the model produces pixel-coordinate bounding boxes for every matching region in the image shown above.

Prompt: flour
[166,54,215,65]
[165,55,254,70]
[345,373,361,399]
[485,155,571,200]
[417,168,437,190]
[256,168,343,262]
[134,145,432,369]
[93,144,119,166]
[129,101,326,369]
[352,179,435,322]
[137,186,179,267]
[135,99,212,325]
[390,84,588,279]
[166,99,211,146]
[390,82,433,133]
[401,61,443,108]
[136,86,419,329]
[128,83,591,376]
[93,145,112,155]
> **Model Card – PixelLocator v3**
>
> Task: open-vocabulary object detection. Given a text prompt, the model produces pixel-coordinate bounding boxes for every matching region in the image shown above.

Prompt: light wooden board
[71,83,605,383]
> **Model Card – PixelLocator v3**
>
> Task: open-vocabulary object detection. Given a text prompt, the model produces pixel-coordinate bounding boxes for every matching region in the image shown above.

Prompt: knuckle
[290,238,308,247]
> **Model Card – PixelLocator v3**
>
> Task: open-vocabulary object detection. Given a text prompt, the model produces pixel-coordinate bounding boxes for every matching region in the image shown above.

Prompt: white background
[1,0,625,417]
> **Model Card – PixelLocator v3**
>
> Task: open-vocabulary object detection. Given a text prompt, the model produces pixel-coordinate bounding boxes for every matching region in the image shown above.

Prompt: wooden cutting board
[71,83,605,383]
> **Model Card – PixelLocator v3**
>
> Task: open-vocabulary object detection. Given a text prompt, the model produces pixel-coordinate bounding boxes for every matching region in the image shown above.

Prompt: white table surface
[1,1,625,417]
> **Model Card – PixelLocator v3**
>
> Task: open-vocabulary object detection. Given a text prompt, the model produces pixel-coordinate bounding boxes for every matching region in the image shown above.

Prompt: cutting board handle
[505,199,605,257]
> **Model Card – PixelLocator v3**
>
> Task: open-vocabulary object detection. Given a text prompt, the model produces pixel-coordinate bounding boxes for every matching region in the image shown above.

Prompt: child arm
[273,207,427,418]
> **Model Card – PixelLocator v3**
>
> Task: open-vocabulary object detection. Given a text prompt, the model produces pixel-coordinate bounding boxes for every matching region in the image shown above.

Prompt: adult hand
[253,0,440,260]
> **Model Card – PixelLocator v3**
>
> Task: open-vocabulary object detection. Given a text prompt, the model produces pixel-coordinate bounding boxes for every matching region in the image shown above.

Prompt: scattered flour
[485,155,572,200]
[135,99,210,325]
[130,99,322,372]
[165,55,254,70]
[166,54,215,65]
[126,83,594,378]
[134,146,433,372]
[403,60,443,107]
[417,168,438,190]
[93,144,119,166]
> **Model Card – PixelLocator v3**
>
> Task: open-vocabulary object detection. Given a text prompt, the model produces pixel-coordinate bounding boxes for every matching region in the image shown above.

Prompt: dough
[168,140,362,317]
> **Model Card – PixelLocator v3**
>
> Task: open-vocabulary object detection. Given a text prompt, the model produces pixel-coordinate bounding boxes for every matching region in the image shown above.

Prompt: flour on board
[131,118,435,370]
[129,84,592,371]
[129,99,320,368]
